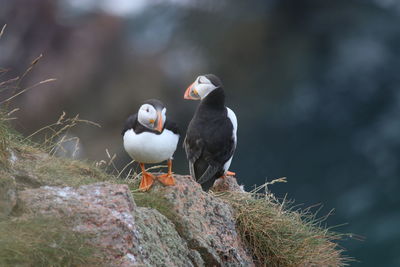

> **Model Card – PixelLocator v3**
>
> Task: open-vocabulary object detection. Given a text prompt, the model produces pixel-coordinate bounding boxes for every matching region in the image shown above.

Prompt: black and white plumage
[184,74,238,191]
[122,99,179,191]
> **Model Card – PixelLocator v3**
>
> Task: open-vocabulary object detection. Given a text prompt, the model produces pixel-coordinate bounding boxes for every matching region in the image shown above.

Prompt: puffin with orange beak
[184,74,238,191]
[122,99,179,191]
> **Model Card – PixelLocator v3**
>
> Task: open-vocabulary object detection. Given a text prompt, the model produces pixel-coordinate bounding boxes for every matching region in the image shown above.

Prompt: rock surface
[150,175,254,266]
[17,182,199,266]
[212,176,245,193]
[134,207,204,267]
[18,183,142,266]
[15,176,254,266]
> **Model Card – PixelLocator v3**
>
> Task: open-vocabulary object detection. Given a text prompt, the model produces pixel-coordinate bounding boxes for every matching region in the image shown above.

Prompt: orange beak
[184,82,196,100]
[155,111,163,132]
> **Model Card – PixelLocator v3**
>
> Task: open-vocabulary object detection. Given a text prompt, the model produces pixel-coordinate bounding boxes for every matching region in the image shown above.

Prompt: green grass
[132,191,178,223]
[1,110,112,189]
[0,216,100,267]
[132,190,189,246]
[0,112,15,167]
[33,157,112,187]
[219,188,350,267]
[0,110,43,168]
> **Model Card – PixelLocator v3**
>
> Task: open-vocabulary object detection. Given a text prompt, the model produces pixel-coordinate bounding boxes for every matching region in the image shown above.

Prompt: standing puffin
[122,99,179,191]
[183,74,238,191]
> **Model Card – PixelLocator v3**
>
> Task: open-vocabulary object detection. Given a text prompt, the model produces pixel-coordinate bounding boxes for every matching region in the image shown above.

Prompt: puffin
[183,74,238,191]
[122,99,179,191]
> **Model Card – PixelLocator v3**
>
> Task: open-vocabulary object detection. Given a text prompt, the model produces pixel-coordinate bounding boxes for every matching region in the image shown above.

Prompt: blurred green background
[1,0,399,265]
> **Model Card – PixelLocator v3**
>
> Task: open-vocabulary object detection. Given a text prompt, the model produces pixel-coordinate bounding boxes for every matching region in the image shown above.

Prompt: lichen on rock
[134,207,204,267]
[14,174,254,267]
[147,175,254,267]
[18,183,142,266]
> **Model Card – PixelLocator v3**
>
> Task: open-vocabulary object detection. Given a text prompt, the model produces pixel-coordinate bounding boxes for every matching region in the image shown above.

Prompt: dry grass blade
[99,148,131,176]
[0,76,19,88]
[22,112,100,155]
[5,108,18,117]
[49,135,80,157]
[219,183,352,267]
[1,108,20,121]
[138,164,167,176]
[0,24,6,38]
[0,78,56,104]
[17,54,43,86]
[105,149,117,169]
[116,160,135,179]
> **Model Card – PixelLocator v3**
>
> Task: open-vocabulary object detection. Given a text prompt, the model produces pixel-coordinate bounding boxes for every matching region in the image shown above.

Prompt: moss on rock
[0,216,99,267]
[134,206,204,266]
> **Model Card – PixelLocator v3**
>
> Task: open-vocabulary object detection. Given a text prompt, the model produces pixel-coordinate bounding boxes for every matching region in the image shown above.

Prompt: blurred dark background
[1,0,399,265]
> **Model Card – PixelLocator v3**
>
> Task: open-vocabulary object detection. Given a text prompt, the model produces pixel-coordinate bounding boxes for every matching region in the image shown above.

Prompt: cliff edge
[0,117,348,266]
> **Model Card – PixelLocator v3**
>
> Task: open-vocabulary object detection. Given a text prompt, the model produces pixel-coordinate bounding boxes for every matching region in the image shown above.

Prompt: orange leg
[220,170,236,179]
[158,159,176,186]
[139,163,154,191]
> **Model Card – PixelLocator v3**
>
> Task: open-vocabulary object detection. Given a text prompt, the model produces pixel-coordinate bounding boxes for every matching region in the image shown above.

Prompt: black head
[184,74,224,101]
[138,99,167,132]
[143,99,166,111]
[204,74,223,88]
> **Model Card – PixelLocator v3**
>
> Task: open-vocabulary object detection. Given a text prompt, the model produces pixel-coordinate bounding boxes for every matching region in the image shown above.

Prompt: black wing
[121,113,138,135]
[184,112,235,185]
[164,119,180,135]
[184,132,205,180]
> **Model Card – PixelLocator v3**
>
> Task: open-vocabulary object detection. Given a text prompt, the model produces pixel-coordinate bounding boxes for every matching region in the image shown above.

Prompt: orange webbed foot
[158,173,176,186]
[139,168,155,191]
[226,170,236,176]
[220,170,236,179]
[158,159,175,186]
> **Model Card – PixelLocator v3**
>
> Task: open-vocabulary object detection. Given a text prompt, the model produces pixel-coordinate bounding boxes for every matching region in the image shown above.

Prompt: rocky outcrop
[17,183,196,266]
[15,176,253,266]
[18,183,140,265]
[1,146,345,267]
[134,207,204,267]
[151,175,253,266]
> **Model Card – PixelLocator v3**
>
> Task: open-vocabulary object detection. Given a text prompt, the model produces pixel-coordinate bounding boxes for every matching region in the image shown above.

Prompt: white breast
[226,107,237,145]
[223,107,238,172]
[123,129,179,164]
